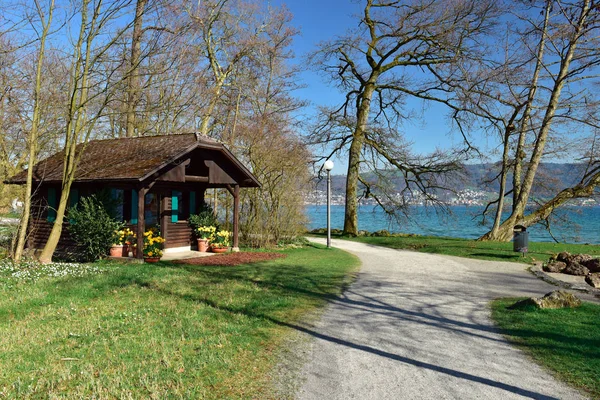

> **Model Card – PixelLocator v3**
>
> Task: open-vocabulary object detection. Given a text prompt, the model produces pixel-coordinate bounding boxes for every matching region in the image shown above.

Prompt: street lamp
[323,160,334,248]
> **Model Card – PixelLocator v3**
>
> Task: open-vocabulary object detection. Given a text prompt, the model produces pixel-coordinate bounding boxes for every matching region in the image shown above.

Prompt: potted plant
[121,227,136,257]
[196,225,216,252]
[211,230,230,253]
[143,228,165,262]
[110,228,128,257]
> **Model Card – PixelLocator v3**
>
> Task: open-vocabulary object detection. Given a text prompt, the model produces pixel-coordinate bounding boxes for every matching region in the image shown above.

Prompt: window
[145,193,159,226]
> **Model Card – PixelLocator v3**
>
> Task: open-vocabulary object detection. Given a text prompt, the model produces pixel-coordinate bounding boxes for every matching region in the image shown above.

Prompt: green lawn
[491,299,600,399]
[0,245,359,398]
[323,234,600,264]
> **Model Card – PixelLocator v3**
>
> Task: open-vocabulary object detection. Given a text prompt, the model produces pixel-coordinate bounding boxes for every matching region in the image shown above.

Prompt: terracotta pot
[109,245,124,257]
[211,247,228,254]
[144,257,161,263]
[197,238,209,252]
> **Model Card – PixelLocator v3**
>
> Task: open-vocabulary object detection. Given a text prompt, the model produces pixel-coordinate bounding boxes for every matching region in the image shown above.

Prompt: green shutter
[189,191,196,215]
[171,191,180,223]
[47,187,57,222]
[131,191,138,224]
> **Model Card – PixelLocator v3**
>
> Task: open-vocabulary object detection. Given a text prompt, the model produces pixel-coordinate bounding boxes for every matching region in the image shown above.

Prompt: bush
[68,195,122,262]
[189,203,219,232]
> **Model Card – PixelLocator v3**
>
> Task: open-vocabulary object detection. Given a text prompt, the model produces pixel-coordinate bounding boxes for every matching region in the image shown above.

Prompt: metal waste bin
[513,225,529,254]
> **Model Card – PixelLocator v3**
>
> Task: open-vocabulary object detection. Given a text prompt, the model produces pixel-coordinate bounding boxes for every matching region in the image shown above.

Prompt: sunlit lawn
[0,245,359,398]
[491,299,600,399]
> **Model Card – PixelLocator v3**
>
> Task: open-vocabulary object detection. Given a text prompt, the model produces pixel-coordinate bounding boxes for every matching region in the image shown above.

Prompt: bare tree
[13,0,55,262]
[312,0,498,235]
[39,0,134,263]
[469,0,600,241]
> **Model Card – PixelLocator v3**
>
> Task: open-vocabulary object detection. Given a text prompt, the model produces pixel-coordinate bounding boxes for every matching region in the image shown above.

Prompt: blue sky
[272,0,498,173]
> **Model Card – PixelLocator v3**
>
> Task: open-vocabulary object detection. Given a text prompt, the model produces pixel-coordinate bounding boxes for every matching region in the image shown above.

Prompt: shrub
[189,204,219,232]
[68,195,122,262]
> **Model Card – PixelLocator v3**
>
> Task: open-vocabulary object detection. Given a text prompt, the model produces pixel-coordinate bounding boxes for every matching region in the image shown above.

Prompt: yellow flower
[147,251,153,256]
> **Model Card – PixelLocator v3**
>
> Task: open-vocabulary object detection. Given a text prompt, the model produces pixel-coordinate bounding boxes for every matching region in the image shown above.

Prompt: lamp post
[323,160,334,248]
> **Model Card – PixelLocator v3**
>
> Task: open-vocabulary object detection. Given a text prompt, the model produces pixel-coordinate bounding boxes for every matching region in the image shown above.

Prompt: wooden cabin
[6,134,260,258]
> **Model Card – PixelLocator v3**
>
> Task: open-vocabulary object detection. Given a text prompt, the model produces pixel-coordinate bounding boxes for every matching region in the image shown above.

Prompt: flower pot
[211,247,228,254]
[144,257,161,263]
[197,238,209,252]
[110,245,124,257]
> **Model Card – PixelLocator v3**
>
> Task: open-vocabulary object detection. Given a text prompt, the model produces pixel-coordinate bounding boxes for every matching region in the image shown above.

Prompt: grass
[316,233,600,264]
[0,244,359,398]
[491,299,600,398]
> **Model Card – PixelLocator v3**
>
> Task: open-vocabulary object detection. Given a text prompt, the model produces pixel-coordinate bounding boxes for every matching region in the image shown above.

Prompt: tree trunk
[480,0,589,242]
[343,78,377,236]
[487,129,511,239]
[343,135,363,236]
[40,0,93,262]
[14,0,55,261]
[125,0,147,137]
[512,0,551,209]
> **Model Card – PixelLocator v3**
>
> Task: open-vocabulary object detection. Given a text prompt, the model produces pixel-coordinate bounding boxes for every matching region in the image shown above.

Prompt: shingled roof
[7,133,259,187]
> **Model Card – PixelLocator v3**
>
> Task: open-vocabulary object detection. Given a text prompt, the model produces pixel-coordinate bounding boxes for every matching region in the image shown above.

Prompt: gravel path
[296,238,590,400]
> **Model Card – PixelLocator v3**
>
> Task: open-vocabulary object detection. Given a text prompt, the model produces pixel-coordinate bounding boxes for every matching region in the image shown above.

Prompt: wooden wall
[162,195,194,249]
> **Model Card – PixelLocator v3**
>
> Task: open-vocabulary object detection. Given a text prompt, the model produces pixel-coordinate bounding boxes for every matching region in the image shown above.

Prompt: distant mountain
[315,163,590,198]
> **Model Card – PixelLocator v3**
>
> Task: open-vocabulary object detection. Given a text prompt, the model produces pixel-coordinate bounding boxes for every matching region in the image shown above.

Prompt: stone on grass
[585,273,600,288]
[570,254,593,264]
[582,258,600,273]
[556,252,571,263]
[509,290,581,310]
[543,261,567,273]
[563,261,590,276]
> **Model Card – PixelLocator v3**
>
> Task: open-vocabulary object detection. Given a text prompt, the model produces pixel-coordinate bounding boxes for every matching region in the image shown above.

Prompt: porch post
[232,184,240,252]
[161,194,169,244]
[136,187,146,259]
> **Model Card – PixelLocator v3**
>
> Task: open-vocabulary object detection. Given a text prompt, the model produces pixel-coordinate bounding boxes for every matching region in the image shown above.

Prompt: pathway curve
[297,238,592,400]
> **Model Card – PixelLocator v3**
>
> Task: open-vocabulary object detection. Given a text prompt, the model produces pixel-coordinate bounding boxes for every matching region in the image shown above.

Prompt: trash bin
[513,225,529,254]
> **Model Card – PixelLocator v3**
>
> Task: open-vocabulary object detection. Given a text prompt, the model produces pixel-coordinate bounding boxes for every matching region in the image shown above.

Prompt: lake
[305,204,600,244]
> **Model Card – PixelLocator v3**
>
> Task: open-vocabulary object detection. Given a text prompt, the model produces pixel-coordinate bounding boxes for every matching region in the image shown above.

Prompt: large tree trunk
[125,0,147,137]
[343,79,376,236]
[343,134,363,236]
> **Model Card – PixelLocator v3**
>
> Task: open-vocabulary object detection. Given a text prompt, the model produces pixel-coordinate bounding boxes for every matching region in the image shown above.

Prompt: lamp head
[323,160,334,171]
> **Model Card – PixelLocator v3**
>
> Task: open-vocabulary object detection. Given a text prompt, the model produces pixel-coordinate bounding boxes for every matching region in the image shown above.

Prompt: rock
[371,230,391,237]
[569,254,593,264]
[563,261,590,276]
[543,261,567,273]
[582,258,600,273]
[585,273,600,288]
[509,290,582,310]
[556,251,571,263]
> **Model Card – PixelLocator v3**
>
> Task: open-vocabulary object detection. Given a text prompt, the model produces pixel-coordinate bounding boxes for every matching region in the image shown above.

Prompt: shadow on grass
[2,251,590,399]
